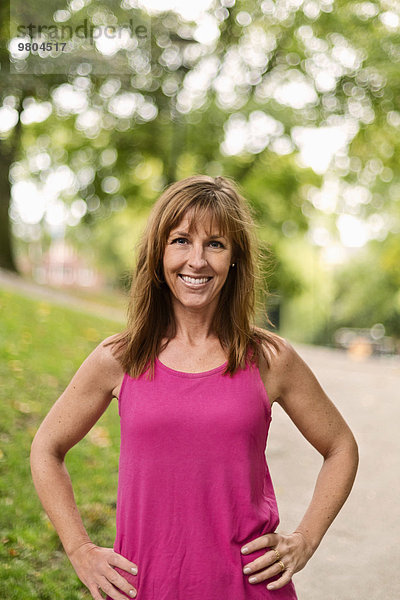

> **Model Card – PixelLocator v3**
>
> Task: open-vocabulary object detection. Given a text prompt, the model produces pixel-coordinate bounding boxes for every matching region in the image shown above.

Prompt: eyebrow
[169,230,227,240]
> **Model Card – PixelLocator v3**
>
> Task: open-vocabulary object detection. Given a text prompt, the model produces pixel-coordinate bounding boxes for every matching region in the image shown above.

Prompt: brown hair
[105,174,280,378]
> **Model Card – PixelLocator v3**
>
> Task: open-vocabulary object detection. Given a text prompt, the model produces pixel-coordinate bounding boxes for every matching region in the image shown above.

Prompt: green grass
[0,288,125,599]
[44,282,129,311]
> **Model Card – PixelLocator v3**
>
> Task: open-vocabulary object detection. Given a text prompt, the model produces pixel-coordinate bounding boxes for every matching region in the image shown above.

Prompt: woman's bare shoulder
[254,329,298,404]
[87,334,125,382]
[254,327,294,364]
[94,334,123,374]
[99,334,126,397]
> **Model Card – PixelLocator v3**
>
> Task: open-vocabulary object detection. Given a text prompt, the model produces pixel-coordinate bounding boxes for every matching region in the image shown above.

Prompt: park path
[2,268,399,598]
[0,267,126,323]
[270,343,400,600]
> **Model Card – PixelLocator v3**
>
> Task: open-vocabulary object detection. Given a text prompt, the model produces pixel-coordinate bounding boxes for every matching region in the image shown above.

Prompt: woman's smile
[178,274,213,288]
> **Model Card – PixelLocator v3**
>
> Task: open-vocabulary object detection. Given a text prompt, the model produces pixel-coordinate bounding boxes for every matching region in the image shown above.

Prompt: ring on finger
[278,560,286,572]
[272,548,281,561]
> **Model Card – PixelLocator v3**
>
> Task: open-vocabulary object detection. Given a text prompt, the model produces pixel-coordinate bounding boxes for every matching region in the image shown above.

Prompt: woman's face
[162,210,233,314]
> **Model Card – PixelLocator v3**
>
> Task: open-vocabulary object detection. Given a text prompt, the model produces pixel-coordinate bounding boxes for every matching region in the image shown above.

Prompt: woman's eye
[170,238,224,248]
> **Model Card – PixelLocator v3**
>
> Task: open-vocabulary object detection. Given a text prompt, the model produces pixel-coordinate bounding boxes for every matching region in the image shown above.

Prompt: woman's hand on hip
[68,542,138,599]
[241,531,313,590]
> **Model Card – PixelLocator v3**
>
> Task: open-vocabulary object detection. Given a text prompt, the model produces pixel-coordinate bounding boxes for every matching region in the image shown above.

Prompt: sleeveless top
[108,356,298,600]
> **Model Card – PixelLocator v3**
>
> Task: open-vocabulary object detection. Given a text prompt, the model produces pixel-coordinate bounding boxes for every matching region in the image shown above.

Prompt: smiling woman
[107,174,281,380]
[30,174,358,600]
[163,213,233,315]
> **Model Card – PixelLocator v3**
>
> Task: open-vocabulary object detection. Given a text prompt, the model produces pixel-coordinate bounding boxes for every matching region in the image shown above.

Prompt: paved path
[2,269,399,598]
[0,267,125,323]
[269,344,400,599]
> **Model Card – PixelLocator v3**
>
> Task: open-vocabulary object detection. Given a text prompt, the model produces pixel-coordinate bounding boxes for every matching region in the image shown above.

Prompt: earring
[231,263,236,267]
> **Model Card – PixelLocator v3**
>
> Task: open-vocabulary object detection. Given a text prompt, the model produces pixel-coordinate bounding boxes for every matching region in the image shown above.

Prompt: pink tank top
[109,355,297,600]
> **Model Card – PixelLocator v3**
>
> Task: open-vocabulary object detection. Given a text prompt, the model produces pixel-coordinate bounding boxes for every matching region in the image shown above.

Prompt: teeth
[180,275,210,285]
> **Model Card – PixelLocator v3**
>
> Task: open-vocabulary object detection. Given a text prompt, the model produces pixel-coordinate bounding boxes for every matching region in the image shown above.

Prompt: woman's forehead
[170,208,226,236]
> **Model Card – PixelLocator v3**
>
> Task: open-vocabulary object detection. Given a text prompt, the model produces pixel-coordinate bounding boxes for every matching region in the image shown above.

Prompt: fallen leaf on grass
[87,426,111,448]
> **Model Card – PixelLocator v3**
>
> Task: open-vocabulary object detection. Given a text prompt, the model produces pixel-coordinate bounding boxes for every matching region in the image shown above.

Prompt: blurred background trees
[1,0,399,347]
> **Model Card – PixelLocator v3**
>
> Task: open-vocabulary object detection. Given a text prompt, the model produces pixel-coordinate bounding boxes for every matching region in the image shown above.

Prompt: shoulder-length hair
[105,174,280,379]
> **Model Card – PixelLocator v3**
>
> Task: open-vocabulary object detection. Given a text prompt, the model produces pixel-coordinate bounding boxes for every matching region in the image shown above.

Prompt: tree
[2,0,400,341]
[1,0,316,277]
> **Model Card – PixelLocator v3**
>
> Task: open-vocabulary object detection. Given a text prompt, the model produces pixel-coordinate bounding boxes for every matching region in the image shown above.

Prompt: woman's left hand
[241,531,313,590]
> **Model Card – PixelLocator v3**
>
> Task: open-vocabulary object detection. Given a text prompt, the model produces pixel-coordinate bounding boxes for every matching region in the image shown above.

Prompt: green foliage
[275,236,335,343]
[2,0,400,345]
[331,236,400,338]
[0,289,121,598]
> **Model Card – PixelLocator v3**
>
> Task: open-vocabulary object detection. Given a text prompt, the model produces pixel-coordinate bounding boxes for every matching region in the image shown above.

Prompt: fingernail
[267,584,275,590]
[241,546,249,554]
[249,576,257,583]
[129,590,136,598]
[131,567,138,575]
[243,567,251,574]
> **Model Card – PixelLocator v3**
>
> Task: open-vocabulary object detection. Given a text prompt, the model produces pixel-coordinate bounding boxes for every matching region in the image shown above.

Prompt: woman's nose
[188,244,207,268]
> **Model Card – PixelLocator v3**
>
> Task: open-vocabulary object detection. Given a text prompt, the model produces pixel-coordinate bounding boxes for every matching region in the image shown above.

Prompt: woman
[31,175,358,600]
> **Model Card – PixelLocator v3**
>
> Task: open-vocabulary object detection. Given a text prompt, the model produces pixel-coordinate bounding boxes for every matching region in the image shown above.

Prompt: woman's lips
[178,274,213,286]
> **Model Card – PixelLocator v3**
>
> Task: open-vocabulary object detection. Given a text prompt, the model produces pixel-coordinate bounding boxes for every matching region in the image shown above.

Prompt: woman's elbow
[349,431,359,472]
[30,431,48,474]
[325,425,359,461]
[330,429,359,476]
[30,428,65,472]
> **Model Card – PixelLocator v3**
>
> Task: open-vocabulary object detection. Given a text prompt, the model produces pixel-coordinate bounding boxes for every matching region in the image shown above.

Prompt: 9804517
[17,42,67,52]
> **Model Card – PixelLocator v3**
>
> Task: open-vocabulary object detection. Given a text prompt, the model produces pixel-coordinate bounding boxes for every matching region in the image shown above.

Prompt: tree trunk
[165,95,185,185]
[0,121,20,272]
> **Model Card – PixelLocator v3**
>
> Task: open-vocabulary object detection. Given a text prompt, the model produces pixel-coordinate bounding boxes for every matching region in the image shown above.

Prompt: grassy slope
[0,289,124,599]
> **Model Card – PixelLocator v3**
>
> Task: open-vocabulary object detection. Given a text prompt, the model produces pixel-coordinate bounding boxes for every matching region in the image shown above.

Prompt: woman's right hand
[68,542,138,599]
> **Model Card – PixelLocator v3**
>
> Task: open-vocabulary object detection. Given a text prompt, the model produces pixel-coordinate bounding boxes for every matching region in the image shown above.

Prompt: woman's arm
[30,336,138,600]
[241,337,359,590]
